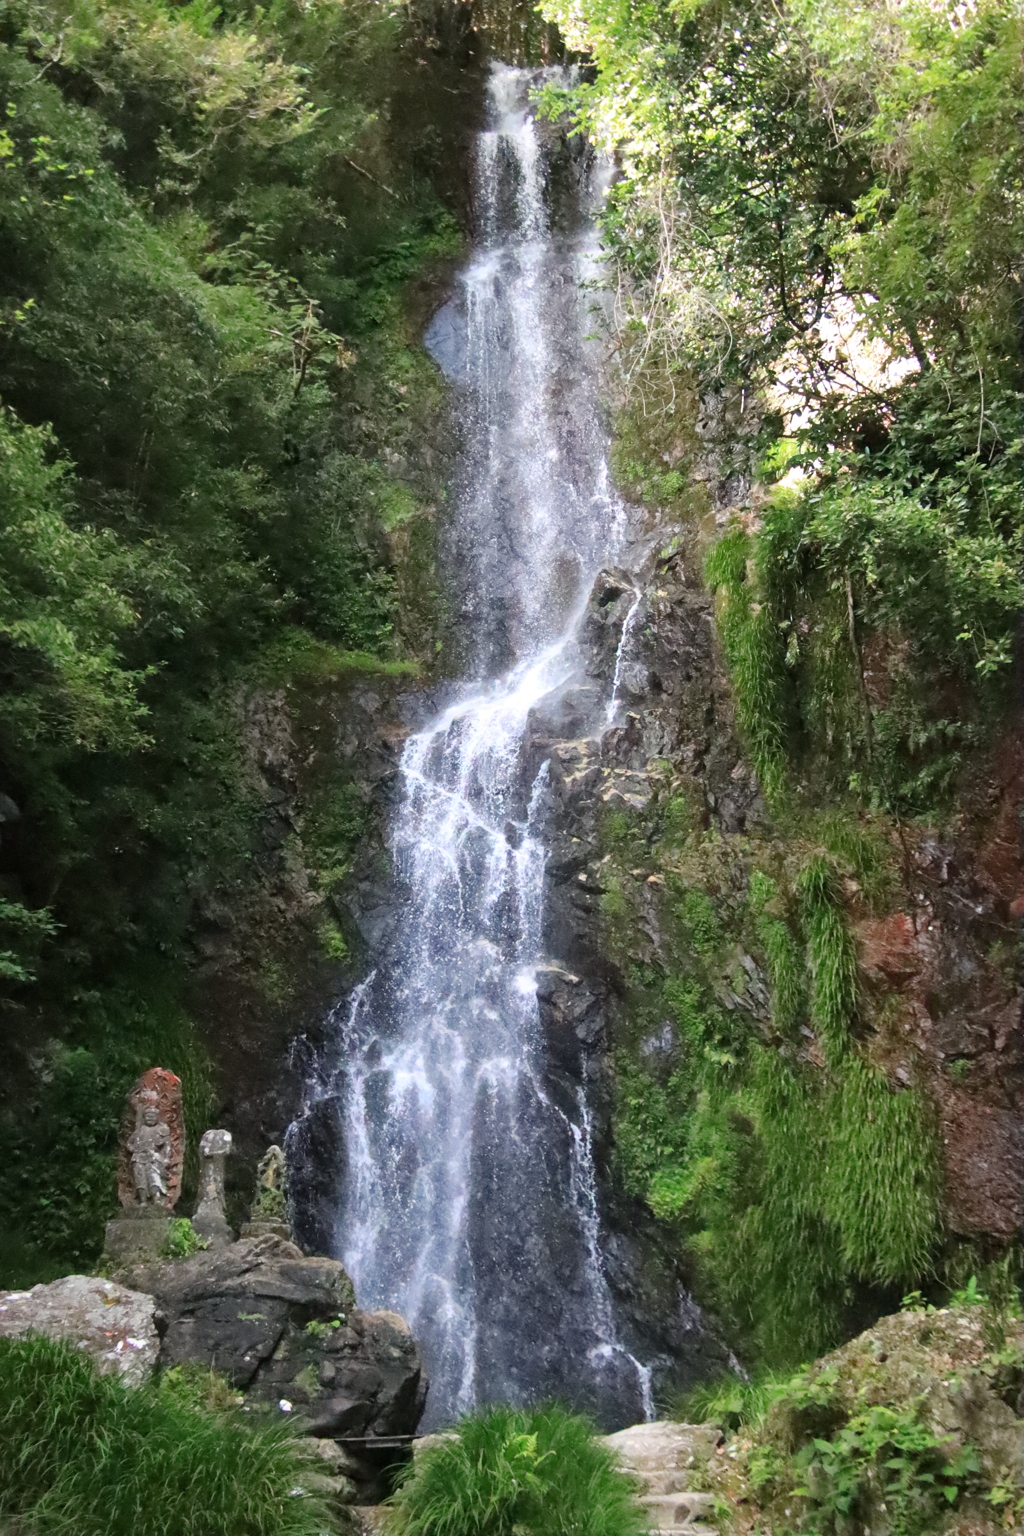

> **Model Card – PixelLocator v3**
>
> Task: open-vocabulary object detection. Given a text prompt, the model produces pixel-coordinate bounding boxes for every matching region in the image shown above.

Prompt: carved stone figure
[192,1128,233,1247]
[116,1068,184,1213]
[241,1144,292,1241]
[257,1145,286,1200]
[128,1105,172,1204]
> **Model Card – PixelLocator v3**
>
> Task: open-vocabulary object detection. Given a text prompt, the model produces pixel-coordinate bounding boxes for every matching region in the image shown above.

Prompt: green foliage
[704,528,791,805]
[797,857,858,1068]
[0,983,212,1280]
[0,0,463,1271]
[545,0,1023,816]
[0,1334,331,1535]
[612,847,941,1363]
[676,888,722,956]
[672,1368,792,1433]
[748,870,804,1036]
[157,1362,241,1416]
[384,1402,647,1536]
[812,813,896,913]
[824,1058,940,1285]
[303,1317,343,1341]
[792,1403,980,1535]
[161,1217,208,1260]
[253,1183,287,1222]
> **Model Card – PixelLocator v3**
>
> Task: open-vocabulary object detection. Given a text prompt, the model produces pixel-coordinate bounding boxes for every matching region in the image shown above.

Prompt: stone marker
[241,1143,293,1242]
[192,1127,233,1247]
[105,1067,185,1264]
[0,1275,159,1388]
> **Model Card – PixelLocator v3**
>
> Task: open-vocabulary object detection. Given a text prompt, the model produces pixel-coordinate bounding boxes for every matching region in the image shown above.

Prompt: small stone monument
[191,1128,233,1248]
[241,1144,293,1242]
[104,1068,185,1264]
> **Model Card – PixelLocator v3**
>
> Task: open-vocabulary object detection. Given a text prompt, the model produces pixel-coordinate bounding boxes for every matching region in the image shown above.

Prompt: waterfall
[293,64,650,1432]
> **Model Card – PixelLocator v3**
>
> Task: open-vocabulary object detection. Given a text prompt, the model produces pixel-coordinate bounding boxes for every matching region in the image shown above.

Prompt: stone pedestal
[240,1218,294,1242]
[104,1208,174,1266]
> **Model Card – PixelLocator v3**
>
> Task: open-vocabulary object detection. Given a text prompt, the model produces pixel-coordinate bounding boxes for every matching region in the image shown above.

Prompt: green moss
[599,876,631,921]
[254,628,421,687]
[317,920,349,962]
[659,790,700,846]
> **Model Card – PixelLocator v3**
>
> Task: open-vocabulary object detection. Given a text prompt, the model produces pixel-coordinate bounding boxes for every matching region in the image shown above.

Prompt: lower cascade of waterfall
[289,63,654,1432]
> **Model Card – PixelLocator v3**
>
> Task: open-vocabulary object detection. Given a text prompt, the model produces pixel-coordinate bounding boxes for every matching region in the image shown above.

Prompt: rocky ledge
[688,1301,1024,1536]
[0,1274,159,1389]
[123,1234,426,1498]
[2,1238,426,1508]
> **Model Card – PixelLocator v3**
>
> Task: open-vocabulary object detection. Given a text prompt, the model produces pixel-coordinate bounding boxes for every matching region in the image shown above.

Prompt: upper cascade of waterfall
[289,63,650,1433]
[428,62,624,675]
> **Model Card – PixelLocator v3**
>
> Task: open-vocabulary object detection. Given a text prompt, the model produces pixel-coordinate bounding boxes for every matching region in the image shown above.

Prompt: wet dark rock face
[516,557,752,1395]
[536,547,1024,1287]
[126,1236,426,1496]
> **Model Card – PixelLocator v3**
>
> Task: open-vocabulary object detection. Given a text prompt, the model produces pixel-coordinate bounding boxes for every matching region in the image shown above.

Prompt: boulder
[697,1302,1024,1536]
[123,1236,426,1437]
[603,1419,720,1477]
[0,1275,159,1388]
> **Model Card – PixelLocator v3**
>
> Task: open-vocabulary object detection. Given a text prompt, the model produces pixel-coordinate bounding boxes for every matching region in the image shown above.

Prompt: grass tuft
[0,1334,332,1536]
[384,1403,647,1536]
[749,870,805,1036]
[824,1058,940,1285]
[671,1367,793,1431]
[705,527,792,805]
[797,855,859,1067]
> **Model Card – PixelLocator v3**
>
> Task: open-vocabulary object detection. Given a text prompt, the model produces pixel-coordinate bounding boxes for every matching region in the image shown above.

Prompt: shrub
[0,1334,332,1536]
[384,1403,647,1536]
[161,1217,209,1259]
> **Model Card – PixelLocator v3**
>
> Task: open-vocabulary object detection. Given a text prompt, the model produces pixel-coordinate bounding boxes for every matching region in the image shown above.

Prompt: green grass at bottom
[0,1335,332,1536]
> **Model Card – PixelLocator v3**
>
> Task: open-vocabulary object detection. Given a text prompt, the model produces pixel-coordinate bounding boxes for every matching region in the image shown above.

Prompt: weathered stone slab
[0,1275,159,1388]
[103,1210,175,1265]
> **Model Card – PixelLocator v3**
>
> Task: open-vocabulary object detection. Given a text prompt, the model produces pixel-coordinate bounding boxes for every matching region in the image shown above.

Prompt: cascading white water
[295,64,650,1431]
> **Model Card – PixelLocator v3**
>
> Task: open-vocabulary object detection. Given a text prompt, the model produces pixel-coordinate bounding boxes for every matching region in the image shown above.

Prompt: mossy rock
[699,1302,1024,1536]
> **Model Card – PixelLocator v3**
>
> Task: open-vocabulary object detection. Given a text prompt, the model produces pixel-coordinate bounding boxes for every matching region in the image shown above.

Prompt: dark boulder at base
[124,1235,427,1451]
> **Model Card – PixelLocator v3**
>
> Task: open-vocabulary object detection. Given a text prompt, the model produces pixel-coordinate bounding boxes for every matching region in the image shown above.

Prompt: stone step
[641,1491,717,1532]
[640,1469,693,1496]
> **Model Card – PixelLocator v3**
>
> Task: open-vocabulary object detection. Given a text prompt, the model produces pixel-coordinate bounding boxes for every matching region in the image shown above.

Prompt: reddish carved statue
[117,1068,185,1211]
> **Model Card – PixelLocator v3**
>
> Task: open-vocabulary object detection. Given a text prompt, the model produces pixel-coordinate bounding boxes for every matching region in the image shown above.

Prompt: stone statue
[128,1105,172,1204]
[191,1128,233,1248]
[257,1145,287,1203]
[116,1068,184,1213]
[241,1143,293,1242]
[105,1067,185,1265]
